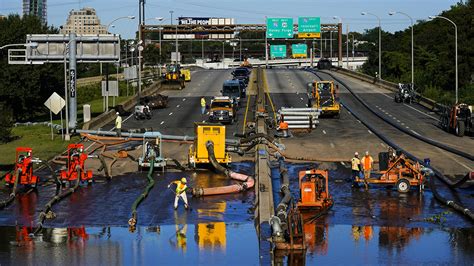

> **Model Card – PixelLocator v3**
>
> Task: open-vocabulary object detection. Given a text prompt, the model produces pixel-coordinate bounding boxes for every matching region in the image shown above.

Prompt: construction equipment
[181,68,191,82]
[394,83,420,104]
[188,123,231,168]
[138,132,166,170]
[134,105,152,120]
[439,103,473,137]
[307,80,340,118]
[60,144,93,185]
[297,169,333,211]
[5,147,40,188]
[208,96,237,124]
[163,64,185,89]
[356,152,425,193]
[140,93,168,109]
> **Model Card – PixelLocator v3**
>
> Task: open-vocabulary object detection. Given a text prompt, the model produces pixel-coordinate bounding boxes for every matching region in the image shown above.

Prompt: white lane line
[368,130,373,134]
[169,112,173,116]
[406,126,410,129]
[435,147,473,171]
[380,142,386,148]
[182,98,186,101]
[160,121,164,125]
[403,103,440,121]
[322,130,327,134]
[381,93,392,99]
[176,105,180,108]
[300,97,304,101]
[397,120,401,123]
[330,142,335,148]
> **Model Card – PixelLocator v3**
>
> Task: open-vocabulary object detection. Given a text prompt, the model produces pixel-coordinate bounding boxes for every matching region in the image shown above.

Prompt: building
[23,0,47,24]
[60,7,108,35]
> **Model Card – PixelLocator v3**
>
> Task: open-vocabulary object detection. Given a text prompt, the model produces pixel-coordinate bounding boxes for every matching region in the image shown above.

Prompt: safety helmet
[354,152,359,156]
[365,151,369,156]
[181,177,187,184]
[116,112,120,115]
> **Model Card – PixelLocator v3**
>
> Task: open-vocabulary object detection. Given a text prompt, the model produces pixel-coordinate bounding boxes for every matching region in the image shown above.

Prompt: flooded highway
[1,162,473,264]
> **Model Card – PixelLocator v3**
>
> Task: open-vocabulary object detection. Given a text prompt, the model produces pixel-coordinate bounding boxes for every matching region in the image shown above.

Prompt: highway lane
[326,70,474,154]
[109,69,247,138]
[314,70,473,175]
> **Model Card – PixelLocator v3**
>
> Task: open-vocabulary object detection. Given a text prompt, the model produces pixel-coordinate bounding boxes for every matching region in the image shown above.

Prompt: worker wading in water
[168,177,190,210]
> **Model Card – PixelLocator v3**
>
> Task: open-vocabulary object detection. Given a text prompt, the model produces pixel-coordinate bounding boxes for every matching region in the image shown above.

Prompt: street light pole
[361,12,382,79]
[429,15,458,103]
[332,16,343,67]
[390,11,414,87]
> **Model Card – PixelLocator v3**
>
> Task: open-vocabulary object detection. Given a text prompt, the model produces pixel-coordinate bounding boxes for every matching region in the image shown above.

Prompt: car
[222,80,243,106]
[231,68,251,84]
[233,79,247,98]
[208,96,237,124]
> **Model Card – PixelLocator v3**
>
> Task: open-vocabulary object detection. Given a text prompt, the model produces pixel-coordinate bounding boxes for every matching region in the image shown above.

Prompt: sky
[0,0,461,38]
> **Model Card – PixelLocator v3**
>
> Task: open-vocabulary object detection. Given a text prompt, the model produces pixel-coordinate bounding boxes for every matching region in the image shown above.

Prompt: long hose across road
[313,69,473,161]
[341,100,474,221]
[128,160,155,230]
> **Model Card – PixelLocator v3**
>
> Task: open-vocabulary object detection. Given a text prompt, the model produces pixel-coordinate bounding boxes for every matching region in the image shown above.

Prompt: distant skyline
[0,0,462,38]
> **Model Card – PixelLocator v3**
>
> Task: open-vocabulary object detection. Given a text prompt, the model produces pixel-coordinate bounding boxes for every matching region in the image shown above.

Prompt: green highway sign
[298,17,321,38]
[266,18,294,39]
[291,44,307,58]
[270,45,287,59]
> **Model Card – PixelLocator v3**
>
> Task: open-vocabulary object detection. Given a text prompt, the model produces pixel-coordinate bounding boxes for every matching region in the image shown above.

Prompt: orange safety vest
[361,155,373,170]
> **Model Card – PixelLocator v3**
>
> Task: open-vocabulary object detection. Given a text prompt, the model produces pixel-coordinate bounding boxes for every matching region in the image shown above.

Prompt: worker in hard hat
[168,177,190,210]
[351,152,361,187]
[200,97,206,115]
[361,151,374,181]
[115,112,122,138]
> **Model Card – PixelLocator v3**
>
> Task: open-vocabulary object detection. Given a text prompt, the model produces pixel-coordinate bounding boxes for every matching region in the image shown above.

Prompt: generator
[188,123,231,167]
[297,169,333,211]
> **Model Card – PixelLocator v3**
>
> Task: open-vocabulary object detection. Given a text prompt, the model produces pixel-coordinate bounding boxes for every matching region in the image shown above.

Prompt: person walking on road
[168,177,190,210]
[115,112,122,137]
[351,152,361,187]
[200,97,206,115]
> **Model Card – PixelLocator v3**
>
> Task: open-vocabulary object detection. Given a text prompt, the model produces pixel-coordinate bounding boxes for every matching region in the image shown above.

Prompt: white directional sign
[44,92,65,115]
[102,81,119,97]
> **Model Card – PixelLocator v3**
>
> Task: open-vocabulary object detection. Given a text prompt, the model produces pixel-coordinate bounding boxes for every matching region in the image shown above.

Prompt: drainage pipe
[128,160,155,230]
[192,141,254,197]
[0,170,20,209]
[274,158,292,232]
[33,166,82,235]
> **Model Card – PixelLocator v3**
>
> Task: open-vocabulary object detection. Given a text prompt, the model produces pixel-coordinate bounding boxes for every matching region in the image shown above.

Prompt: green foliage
[0,103,13,143]
[424,211,451,225]
[0,15,63,121]
[360,2,473,104]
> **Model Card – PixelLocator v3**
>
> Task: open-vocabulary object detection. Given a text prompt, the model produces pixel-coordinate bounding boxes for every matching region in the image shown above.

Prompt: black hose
[0,169,20,209]
[315,69,473,161]
[97,154,112,179]
[429,174,474,220]
[33,166,82,235]
[276,158,292,231]
[239,133,275,145]
[206,141,229,176]
[341,101,474,222]
[37,160,61,188]
[128,160,155,230]
[167,158,186,171]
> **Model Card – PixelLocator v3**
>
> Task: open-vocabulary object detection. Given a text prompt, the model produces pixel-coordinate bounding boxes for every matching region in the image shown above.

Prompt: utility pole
[68,33,77,129]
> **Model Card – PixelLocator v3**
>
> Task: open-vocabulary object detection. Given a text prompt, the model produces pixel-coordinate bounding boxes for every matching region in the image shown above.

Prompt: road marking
[160,121,164,125]
[403,103,440,121]
[322,130,327,134]
[169,112,173,116]
[410,130,420,136]
[330,142,335,148]
[406,126,410,129]
[182,98,186,101]
[176,105,180,108]
[381,93,392,99]
[300,97,304,101]
[368,130,373,134]
[380,142,386,148]
[401,123,405,125]
[435,147,473,171]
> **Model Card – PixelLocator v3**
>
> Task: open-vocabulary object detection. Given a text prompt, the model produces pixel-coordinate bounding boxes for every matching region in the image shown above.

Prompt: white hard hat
[354,152,359,156]
[365,151,369,155]
[116,112,120,115]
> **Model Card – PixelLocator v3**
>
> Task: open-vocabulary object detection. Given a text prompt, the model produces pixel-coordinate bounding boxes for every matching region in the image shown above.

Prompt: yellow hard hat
[181,177,187,183]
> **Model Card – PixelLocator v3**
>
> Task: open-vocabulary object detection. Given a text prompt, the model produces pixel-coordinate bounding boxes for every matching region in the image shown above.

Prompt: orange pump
[5,147,39,187]
[60,144,93,184]
[297,169,333,210]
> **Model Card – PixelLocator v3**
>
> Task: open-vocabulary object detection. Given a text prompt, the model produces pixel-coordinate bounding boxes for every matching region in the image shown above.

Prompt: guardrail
[82,80,163,130]
[331,67,444,112]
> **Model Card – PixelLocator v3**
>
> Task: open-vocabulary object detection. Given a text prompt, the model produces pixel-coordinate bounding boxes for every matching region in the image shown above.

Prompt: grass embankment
[0,125,79,175]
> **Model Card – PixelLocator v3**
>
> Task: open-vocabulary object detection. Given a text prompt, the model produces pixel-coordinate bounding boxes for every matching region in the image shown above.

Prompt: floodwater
[0,162,473,265]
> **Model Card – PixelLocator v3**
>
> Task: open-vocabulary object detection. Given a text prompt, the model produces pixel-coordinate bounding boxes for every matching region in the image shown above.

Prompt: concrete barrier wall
[82,80,163,130]
[332,67,443,111]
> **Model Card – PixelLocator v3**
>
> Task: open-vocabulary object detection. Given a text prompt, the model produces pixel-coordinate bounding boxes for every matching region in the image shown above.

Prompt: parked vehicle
[208,96,237,124]
[140,93,169,109]
[222,80,243,106]
[439,103,473,137]
[394,83,420,104]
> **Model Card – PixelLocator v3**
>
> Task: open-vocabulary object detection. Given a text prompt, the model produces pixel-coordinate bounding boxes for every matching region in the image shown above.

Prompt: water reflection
[195,201,226,250]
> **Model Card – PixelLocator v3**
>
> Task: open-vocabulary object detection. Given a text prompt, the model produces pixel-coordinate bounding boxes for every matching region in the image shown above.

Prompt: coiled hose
[128,159,155,231]
[32,166,82,235]
[341,101,474,222]
[192,141,254,197]
[314,69,473,161]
